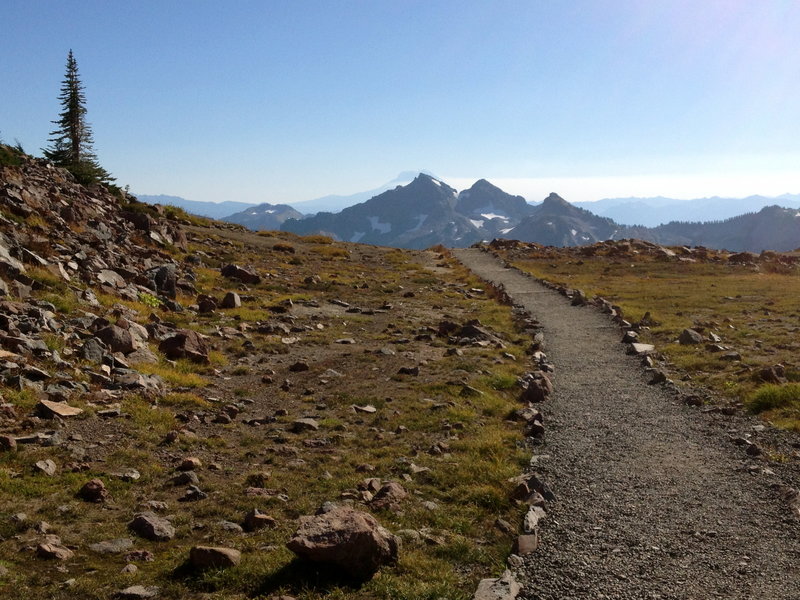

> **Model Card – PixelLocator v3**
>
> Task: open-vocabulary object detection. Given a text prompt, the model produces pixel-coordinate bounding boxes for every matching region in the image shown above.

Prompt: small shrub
[311,245,349,260]
[747,383,800,413]
[138,291,161,308]
[272,242,295,254]
[0,144,23,167]
[302,234,333,244]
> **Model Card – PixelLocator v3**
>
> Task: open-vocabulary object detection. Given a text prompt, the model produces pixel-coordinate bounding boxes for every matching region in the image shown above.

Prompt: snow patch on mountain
[367,216,391,233]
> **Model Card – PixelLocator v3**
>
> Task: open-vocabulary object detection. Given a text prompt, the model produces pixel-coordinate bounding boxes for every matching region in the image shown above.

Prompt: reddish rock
[518,371,553,403]
[188,545,241,569]
[158,330,209,363]
[221,264,261,285]
[287,506,399,579]
[370,482,408,509]
[79,478,109,502]
[95,325,136,354]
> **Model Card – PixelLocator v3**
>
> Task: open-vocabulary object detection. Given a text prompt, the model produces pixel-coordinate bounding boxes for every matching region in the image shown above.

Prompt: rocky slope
[0,147,539,599]
[507,193,624,246]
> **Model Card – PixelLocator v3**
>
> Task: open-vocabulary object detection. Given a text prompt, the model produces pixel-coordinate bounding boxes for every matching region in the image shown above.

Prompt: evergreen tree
[43,50,113,185]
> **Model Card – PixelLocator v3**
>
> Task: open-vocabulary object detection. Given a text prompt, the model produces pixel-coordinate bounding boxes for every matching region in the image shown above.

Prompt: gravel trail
[454,248,800,600]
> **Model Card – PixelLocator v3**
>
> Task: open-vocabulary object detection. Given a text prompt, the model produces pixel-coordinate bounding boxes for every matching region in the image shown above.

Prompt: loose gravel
[455,248,800,600]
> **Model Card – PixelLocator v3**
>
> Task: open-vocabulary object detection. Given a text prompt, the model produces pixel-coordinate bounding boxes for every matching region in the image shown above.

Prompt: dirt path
[454,248,800,600]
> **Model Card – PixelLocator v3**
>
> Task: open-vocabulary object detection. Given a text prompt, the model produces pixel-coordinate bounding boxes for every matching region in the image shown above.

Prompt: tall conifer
[43,50,113,184]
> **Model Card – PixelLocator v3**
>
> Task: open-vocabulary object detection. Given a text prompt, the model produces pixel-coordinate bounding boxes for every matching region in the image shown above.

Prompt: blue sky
[2,1,799,204]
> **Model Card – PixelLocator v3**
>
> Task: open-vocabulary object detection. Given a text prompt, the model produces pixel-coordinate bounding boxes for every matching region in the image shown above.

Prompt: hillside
[0,147,537,599]
[136,195,256,220]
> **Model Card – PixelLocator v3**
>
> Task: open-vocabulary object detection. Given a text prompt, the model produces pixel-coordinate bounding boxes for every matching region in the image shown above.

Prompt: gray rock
[473,569,521,600]
[116,585,161,599]
[80,337,107,363]
[627,342,655,355]
[220,264,261,285]
[678,328,704,345]
[90,538,134,554]
[34,459,57,476]
[95,325,135,354]
[518,371,553,403]
[128,512,175,541]
[220,292,241,309]
[78,478,109,502]
[147,264,177,299]
[291,418,319,433]
[243,508,276,532]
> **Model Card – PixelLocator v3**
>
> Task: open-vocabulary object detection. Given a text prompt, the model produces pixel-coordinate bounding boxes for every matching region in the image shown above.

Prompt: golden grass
[507,252,800,406]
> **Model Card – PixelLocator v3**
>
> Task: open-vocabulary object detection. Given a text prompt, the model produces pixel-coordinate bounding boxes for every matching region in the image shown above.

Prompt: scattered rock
[286,506,399,579]
[36,399,83,419]
[158,329,209,363]
[518,371,553,403]
[370,482,407,509]
[627,342,655,356]
[90,538,134,554]
[220,292,241,309]
[78,478,108,502]
[179,485,208,502]
[116,585,161,599]
[291,418,319,433]
[221,264,261,285]
[188,545,241,570]
[177,456,202,471]
[678,329,704,345]
[243,508,277,532]
[513,533,539,555]
[128,512,175,541]
[36,536,74,561]
[34,459,57,476]
[473,569,521,600]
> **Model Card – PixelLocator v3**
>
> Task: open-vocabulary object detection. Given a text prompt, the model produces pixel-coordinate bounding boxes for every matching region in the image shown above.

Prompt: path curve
[454,248,800,600]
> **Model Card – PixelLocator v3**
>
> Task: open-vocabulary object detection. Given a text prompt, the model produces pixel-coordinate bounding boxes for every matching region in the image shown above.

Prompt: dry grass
[0,230,538,600]
[499,247,800,427]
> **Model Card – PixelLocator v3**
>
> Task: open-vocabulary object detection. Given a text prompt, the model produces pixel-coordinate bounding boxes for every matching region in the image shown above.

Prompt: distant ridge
[574,194,800,227]
[136,195,255,220]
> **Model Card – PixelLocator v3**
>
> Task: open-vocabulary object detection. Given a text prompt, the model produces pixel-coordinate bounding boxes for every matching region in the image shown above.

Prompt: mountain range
[573,194,800,227]
[137,175,800,253]
[282,174,800,252]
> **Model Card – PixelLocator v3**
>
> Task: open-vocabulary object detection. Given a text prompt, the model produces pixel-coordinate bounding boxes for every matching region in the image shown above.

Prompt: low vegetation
[492,240,800,429]
[0,219,537,599]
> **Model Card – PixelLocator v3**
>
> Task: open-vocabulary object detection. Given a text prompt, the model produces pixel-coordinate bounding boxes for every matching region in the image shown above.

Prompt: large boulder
[286,505,399,579]
[95,325,136,354]
[146,264,177,299]
[158,330,209,363]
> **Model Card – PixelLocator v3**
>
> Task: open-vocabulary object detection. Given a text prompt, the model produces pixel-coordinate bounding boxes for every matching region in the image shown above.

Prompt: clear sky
[2,0,799,204]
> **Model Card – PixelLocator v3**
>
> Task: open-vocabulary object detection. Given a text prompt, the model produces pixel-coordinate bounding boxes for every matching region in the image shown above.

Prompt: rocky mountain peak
[541,193,571,209]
